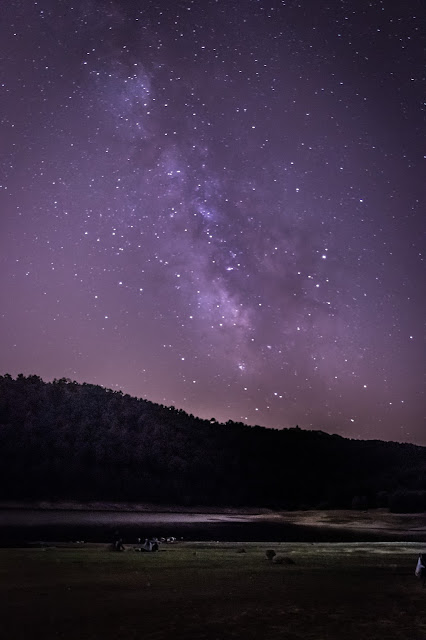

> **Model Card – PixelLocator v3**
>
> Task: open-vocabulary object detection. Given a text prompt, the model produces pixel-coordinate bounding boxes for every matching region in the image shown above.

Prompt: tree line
[0,374,425,512]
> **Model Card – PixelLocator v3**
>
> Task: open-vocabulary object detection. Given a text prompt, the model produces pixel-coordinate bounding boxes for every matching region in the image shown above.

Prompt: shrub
[265,549,276,562]
[273,555,295,565]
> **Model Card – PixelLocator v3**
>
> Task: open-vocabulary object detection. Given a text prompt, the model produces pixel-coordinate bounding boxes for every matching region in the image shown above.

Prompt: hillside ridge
[0,374,425,511]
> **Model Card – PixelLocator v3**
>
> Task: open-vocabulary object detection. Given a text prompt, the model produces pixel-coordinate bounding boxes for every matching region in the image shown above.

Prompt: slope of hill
[0,374,425,510]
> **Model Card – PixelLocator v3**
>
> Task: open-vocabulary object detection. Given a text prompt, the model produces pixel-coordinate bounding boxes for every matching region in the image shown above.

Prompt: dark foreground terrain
[0,542,425,640]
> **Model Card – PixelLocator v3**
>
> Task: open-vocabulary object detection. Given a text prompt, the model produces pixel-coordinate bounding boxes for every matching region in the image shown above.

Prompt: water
[0,509,421,545]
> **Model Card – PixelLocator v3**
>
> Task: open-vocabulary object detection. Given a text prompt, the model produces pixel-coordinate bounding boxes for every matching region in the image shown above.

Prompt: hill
[0,374,425,510]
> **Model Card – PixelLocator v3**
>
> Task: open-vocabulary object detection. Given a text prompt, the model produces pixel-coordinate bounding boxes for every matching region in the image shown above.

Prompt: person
[415,554,426,585]
[113,534,125,552]
[137,538,159,552]
[143,538,152,552]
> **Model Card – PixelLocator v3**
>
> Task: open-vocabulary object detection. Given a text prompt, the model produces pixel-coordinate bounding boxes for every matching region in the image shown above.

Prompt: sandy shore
[264,509,426,536]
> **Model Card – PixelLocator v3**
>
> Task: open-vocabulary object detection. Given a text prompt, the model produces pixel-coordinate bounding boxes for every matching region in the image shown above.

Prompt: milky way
[1,0,425,443]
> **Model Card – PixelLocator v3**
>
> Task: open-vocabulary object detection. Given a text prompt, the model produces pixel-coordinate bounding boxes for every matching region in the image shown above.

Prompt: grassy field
[1,542,425,639]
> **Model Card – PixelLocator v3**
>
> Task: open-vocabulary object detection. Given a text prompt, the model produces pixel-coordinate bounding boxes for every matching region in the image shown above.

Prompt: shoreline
[1,503,426,538]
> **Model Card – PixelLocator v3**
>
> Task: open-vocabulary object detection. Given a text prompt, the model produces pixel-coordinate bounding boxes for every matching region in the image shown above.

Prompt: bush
[265,549,276,562]
[272,555,295,565]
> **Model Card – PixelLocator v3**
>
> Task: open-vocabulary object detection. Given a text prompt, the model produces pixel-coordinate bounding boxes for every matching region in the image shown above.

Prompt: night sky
[1,1,425,444]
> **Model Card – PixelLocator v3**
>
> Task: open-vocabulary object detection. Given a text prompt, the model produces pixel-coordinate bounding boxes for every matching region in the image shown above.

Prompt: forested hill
[1,374,425,511]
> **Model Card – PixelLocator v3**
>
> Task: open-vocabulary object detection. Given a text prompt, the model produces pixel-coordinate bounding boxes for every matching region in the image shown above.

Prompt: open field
[1,542,426,639]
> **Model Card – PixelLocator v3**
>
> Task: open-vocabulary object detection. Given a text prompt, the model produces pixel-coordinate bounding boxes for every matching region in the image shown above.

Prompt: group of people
[112,533,178,552]
[135,537,159,552]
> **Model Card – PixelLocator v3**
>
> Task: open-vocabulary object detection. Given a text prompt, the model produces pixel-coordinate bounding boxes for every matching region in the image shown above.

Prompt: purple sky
[1,0,425,444]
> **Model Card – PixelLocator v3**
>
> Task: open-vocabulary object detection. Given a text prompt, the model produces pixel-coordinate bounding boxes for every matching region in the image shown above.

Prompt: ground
[1,542,425,639]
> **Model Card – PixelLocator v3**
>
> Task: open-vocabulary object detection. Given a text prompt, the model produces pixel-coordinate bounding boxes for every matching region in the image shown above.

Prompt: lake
[0,508,423,545]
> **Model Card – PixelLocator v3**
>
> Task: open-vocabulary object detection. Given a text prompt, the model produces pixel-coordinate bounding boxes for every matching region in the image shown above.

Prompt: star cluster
[1,0,425,443]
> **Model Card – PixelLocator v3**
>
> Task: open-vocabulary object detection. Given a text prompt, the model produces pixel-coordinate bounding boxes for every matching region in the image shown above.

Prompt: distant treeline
[0,374,425,512]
